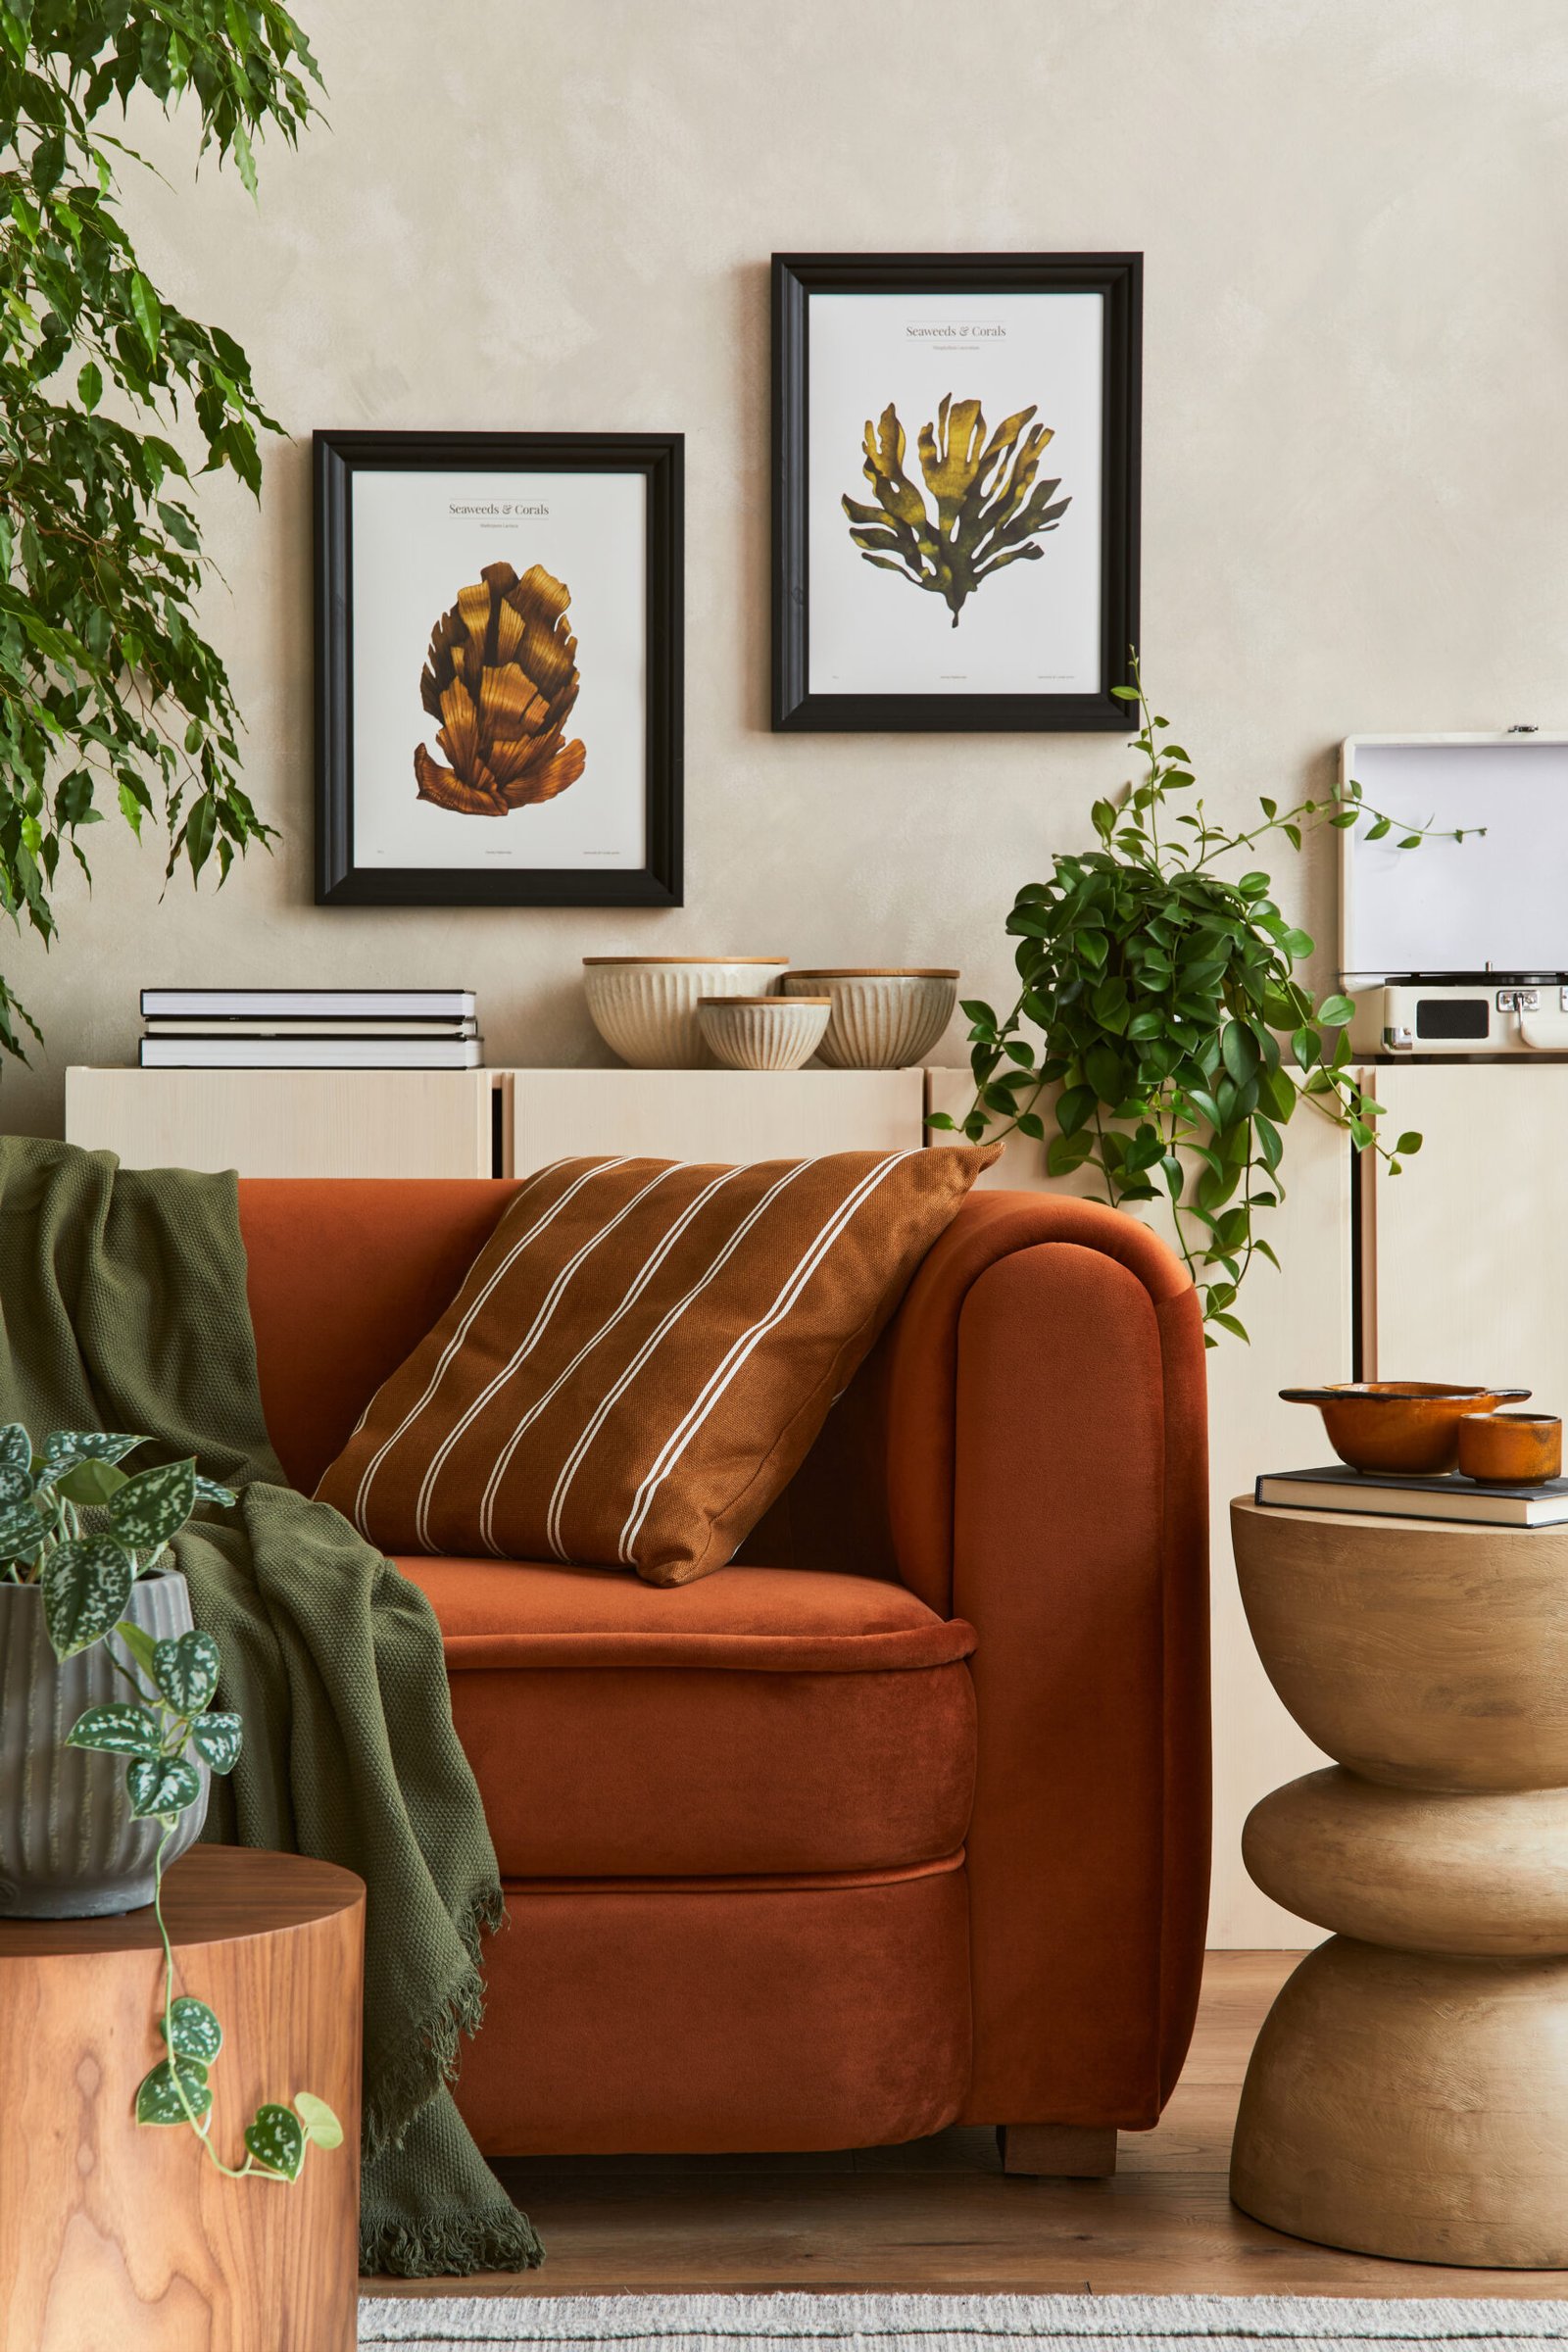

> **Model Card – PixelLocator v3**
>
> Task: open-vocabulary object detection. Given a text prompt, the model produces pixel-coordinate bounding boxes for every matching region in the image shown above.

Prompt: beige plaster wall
[5,0,1565,1937]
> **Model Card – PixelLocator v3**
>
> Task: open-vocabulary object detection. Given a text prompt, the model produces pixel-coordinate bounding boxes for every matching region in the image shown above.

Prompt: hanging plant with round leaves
[932,661,1483,1342]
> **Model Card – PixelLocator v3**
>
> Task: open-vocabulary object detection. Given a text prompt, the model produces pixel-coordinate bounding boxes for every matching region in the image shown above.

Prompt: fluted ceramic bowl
[699,996,831,1073]
[583,957,789,1068]
[782,969,958,1069]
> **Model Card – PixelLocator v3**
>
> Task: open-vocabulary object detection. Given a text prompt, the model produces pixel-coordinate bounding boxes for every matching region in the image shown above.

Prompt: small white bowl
[583,957,789,1068]
[699,996,831,1073]
[781,969,958,1069]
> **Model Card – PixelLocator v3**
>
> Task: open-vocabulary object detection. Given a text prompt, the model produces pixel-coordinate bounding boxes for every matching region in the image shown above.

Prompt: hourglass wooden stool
[1229,1495,1568,2269]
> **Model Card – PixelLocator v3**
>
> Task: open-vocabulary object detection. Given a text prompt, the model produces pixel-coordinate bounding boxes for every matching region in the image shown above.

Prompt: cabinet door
[1362,1061,1568,1397]
[508,1068,925,1174]
[65,1068,497,1178]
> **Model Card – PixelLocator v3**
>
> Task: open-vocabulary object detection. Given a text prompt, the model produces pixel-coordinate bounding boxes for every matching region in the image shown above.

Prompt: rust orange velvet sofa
[237,1177,1210,2170]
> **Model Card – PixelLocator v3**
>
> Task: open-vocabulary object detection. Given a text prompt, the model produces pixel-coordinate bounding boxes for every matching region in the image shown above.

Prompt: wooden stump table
[0,1845,364,2352]
[1229,1495,1568,2267]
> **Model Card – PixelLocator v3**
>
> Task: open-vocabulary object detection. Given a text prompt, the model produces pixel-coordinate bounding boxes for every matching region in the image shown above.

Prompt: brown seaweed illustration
[843,398,1071,627]
[414,560,585,815]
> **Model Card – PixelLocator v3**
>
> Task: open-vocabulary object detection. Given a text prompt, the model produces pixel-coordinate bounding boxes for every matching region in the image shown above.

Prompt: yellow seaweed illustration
[414,560,585,816]
[843,397,1070,627]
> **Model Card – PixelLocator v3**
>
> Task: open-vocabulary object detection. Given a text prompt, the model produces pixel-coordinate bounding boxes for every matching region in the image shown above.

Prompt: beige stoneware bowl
[583,957,789,1068]
[698,996,831,1073]
[781,968,958,1069]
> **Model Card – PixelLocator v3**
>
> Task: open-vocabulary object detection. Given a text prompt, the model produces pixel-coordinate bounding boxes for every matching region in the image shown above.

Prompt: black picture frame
[315,428,683,906]
[771,252,1141,732]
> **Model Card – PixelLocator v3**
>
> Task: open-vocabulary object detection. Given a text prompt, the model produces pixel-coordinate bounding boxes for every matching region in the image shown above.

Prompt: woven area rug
[356,2292,1568,2351]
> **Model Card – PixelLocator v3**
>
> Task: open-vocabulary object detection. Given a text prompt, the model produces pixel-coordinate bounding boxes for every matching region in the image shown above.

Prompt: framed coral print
[316,429,682,905]
[771,253,1140,731]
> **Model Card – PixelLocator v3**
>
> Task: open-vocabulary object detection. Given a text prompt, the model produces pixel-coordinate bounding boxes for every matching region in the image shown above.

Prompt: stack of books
[139,988,482,1070]
[1256,1464,1568,1529]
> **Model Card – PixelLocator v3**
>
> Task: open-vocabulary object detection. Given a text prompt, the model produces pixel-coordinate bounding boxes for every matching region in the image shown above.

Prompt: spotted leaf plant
[0,1425,341,2182]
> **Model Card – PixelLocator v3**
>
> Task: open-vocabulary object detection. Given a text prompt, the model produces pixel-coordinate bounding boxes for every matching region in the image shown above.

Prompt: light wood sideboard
[66,1066,500,1178]
[64,1065,926,1178]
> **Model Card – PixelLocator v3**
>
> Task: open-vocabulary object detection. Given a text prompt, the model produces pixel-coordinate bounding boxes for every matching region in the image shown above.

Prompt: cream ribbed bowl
[781,969,958,1069]
[698,996,831,1073]
[583,957,790,1068]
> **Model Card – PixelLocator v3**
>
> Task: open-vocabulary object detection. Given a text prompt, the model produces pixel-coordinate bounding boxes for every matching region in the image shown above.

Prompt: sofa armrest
[882,1192,1210,2132]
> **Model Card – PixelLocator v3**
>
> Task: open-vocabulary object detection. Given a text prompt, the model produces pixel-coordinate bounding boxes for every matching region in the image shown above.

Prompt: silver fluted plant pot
[0,1570,210,1918]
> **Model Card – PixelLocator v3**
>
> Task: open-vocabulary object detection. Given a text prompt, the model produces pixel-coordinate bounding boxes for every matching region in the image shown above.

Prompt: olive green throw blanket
[0,1136,542,2278]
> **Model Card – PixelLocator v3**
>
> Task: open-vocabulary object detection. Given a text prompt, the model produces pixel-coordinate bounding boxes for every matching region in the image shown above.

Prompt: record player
[1341,731,1568,1055]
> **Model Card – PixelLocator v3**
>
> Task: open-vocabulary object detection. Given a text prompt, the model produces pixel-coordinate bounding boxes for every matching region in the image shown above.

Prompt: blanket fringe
[364,1885,506,2164]
[361,2201,545,2279]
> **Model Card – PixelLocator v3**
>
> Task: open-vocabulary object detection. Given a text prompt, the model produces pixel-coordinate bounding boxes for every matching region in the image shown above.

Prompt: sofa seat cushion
[399,1557,977,1879]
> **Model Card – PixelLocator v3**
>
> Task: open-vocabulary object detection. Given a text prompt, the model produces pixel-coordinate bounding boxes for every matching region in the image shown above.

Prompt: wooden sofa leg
[999,2124,1118,2177]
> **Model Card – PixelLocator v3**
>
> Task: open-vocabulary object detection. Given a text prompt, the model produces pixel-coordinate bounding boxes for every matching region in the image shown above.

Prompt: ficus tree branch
[0,0,324,1069]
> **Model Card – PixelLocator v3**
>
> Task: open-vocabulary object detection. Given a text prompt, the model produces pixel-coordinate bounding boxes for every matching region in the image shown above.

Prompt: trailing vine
[931,663,1482,1341]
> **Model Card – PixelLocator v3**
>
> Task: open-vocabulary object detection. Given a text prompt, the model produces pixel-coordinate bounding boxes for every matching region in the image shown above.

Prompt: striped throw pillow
[316,1147,995,1587]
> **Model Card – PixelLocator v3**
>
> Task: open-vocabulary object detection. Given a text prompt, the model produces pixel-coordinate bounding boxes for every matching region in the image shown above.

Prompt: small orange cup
[1456,1411,1562,1486]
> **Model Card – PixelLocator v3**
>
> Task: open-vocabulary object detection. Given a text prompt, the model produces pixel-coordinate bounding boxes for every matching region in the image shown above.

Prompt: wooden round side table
[0,1844,365,2352]
[1229,1495,1568,2267]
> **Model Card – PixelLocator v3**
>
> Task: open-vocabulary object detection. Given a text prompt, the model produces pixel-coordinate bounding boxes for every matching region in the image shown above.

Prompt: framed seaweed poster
[316,429,682,906]
[771,254,1140,732]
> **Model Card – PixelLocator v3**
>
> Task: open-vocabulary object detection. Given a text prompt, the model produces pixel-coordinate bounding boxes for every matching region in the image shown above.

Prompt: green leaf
[128,270,162,357]
[1395,1130,1422,1155]
[66,1703,162,1757]
[152,1630,220,1715]
[0,1423,30,1480]
[41,1537,134,1659]
[76,361,102,412]
[0,1494,44,1560]
[244,2102,305,2180]
[110,1457,196,1552]
[43,1432,144,1477]
[114,1620,161,1680]
[190,1710,242,1775]
[136,2055,212,2127]
[1207,1309,1251,1342]
[162,1996,223,2065]
[293,2090,344,2150]
[56,1457,128,1506]
[1219,1024,1260,1084]
[1056,1084,1098,1136]
[1317,994,1355,1028]
[1045,1131,1095,1177]
[192,1475,238,1510]
[125,1754,203,1819]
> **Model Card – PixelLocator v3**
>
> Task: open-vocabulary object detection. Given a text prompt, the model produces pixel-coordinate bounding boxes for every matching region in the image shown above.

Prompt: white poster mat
[349,469,647,872]
[807,291,1103,698]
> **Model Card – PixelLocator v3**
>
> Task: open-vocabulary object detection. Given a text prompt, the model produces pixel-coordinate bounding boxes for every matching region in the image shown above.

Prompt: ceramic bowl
[780,969,958,1069]
[583,957,789,1068]
[698,996,831,1073]
[1457,1411,1563,1486]
[1279,1382,1533,1476]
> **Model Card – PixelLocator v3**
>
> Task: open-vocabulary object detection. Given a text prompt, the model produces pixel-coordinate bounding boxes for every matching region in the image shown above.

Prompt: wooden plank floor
[365,1950,1568,2302]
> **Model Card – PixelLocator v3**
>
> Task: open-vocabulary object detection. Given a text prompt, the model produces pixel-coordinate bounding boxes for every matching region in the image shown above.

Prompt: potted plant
[0,1421,340,2180]
[0,1430,232,1917]
[934,665,1480,1341]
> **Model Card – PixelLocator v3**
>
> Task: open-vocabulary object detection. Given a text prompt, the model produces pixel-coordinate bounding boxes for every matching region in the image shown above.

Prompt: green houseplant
[933,667,1480,1341]
[0,0,321,1067]
[0,1423,340,2181]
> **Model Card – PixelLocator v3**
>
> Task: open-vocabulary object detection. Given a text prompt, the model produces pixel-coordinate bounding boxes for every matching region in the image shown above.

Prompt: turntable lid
[1341,733,1568,985]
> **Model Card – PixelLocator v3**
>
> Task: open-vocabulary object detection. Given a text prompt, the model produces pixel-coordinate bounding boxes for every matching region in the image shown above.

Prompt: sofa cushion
[318,1147,994,1587]
[399,1555,978,1879]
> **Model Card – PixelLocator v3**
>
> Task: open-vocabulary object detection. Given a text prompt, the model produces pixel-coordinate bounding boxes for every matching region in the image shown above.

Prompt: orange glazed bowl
[1279,1382,1533,1476]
